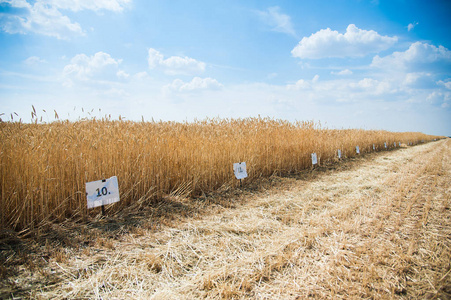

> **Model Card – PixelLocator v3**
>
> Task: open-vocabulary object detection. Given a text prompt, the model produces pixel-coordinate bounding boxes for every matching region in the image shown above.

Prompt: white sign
[373,144,375,150]
[233,162,248,180]
[384,142,387,149]
[394,142,396,147]
[337,149,342,159]
[311,153,318,165]
[356,146,360,154]
[86,176,120,209]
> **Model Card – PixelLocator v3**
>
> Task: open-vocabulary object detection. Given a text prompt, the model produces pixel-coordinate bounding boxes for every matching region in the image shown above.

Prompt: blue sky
[1,0,450,135]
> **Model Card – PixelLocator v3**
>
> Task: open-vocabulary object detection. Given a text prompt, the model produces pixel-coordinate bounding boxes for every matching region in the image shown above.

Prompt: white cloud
[286,75,319,90]
[0,1,84,39]
[63,51,121,84]
[351,78,371,89]
[372,42,451,72]
[426,91,450,108]
[351,78,391,94]
[0,0,130,39]
[3,0,29,8]
[44,0,131,12]
[331,69,353,76]
[437,79,451,90]
[403,72,422,86]
[116,70,129,79]
[257,6,296,37]
[312,74,319,83]
[286,79,309,90]
[291,24,397,59]
[24,56,46,64]
[164,77,222,93]
[147,48,164,69]
[401,72,437,89]
[407,22,418,31]
[133,71,149,80]
[148,48,206,75]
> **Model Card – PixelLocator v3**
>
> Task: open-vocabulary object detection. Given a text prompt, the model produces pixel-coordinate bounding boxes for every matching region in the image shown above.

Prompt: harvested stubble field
[1,136,450,299]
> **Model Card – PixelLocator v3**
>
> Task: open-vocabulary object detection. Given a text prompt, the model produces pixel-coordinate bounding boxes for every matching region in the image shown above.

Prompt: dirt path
[2,139,450,299]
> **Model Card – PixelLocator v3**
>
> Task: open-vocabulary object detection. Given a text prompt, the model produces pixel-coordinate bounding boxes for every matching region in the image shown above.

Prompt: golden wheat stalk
[0,116,443,230]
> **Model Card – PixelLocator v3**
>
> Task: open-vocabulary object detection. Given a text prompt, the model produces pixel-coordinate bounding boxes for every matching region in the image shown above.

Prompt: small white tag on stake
[311,153,318,165]
[356,146,360,154]
[399,142,401,147]
[394,142,396,147]
[233,162,248,180]
[384,142,387,149]
[373,144,375,150]
[86,176,120,209]
[337,149,342,159]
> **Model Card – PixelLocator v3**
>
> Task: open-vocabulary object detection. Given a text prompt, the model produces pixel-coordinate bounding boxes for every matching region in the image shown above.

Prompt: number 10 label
[86,176,120,209]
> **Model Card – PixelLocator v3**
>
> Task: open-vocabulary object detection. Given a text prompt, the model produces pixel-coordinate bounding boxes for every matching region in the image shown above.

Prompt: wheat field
[0,117,443,231]
[0,132,449,299]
